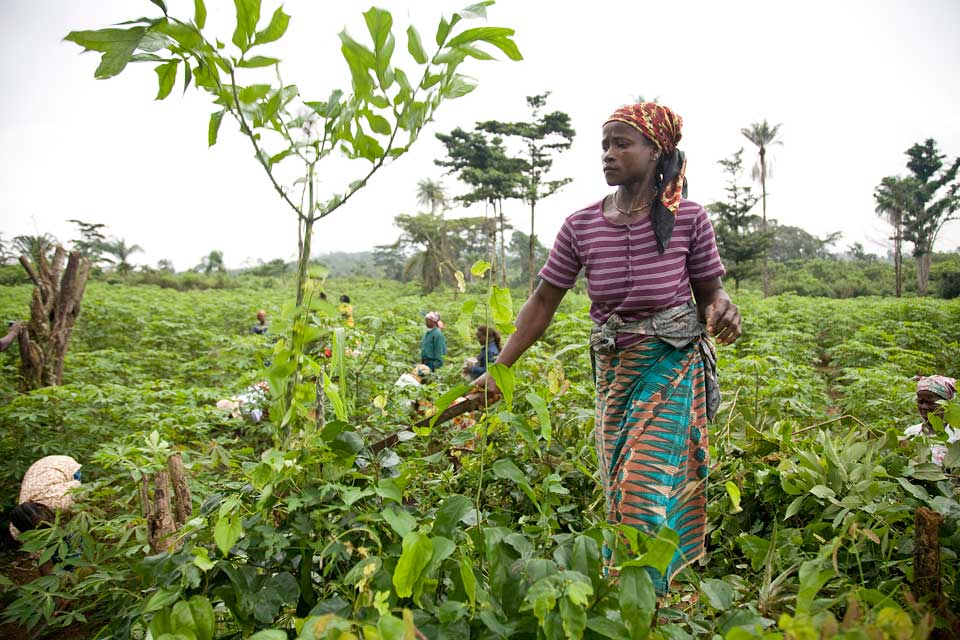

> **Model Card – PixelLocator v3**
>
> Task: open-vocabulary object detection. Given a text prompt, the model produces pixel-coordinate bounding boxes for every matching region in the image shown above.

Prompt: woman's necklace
[612,190,657,216]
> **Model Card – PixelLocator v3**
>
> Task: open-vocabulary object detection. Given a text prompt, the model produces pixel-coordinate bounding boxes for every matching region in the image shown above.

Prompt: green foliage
[1,279,958,639]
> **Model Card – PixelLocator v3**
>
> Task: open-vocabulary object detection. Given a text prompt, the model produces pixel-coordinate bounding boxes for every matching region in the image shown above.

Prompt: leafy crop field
[1,280,959,639]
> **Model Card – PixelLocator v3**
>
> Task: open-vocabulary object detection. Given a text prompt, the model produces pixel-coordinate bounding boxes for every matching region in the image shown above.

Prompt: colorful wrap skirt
[593,337,709,595]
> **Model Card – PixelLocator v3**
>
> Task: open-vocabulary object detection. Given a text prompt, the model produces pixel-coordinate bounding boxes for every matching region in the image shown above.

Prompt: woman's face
[601,121,659,187]
[476,328,486,345]
[918,390,946,423]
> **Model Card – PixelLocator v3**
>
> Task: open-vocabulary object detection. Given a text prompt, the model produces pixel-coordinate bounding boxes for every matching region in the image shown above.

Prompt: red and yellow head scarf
[605,102,687,217]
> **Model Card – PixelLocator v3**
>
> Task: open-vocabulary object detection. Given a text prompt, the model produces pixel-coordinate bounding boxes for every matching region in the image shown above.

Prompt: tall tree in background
[197,249,226,275]
[873,175,915,297]
[435,127,523,285]
[477,93,575,293]
[13,234,58,264]
[382,212,490,292]
[507,230,548,289]
[101,238,143,274]
[900,139,959,295]
[67,219,111,268]
[707,149,766,290]
[741,120,783,296]
[416,179,448,215]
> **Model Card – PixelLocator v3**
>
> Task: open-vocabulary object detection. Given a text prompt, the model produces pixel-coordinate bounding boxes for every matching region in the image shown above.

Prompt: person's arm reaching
[472,281,568,402]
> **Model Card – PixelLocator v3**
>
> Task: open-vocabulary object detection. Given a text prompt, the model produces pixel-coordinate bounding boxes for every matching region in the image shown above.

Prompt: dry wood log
[167,455,192,527]
[370,393,484,454]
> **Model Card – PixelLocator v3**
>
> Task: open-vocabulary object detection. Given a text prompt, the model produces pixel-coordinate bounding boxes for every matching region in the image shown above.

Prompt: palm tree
[416,179,448,215]
[874,175,916,298]
[13,233,58,263]
[741,120,783,296]
[101,237,143,274]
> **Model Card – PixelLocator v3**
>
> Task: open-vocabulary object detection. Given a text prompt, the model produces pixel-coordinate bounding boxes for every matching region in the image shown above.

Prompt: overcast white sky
[2,0,959,271]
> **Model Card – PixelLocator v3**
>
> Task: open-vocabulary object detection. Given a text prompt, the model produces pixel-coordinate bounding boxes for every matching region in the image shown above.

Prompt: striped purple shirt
[539,198,725,326]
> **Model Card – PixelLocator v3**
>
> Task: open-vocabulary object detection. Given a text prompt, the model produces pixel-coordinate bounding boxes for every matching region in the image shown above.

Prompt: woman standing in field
[474,102,741,595]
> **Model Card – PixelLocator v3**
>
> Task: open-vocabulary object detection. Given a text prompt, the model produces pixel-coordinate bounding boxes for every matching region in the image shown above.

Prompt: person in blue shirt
[251,310,268,335]
[420,311,447,371]
[464,325,501,380]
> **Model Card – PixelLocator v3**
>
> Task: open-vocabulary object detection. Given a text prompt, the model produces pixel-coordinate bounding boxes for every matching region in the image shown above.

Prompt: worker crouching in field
[2,455,82,573]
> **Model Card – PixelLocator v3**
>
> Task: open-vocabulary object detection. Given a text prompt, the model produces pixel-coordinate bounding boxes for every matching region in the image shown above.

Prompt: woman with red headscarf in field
[473,102,741,596]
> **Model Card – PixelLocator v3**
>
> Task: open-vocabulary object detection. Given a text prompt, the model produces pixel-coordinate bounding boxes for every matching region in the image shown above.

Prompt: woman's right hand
[471,372,502,406]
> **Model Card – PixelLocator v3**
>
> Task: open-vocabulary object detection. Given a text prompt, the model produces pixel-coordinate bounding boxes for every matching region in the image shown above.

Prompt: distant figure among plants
[420,311,447,371]
[251,309,268,335]
[463,325,501,381]
[904,375,958,466]
[396,363,433,388]
[339,295,355,327]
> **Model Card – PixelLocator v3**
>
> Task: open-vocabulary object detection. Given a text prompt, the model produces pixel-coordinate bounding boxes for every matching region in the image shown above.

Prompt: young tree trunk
[914,506,943,606]
[167,454,192,527]
[528,200,536,295]
[17,247,90,391]
[144,470,178,553]
[760,154,770,297]
[893,225,903,298]
[498,200,507,288]
[917,252,932,296]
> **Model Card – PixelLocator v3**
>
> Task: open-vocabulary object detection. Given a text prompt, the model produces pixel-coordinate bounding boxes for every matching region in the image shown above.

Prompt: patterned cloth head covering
[425,311,441,324]
[917,375,957,400]
[11,455,82,539]
[605,102,688,252]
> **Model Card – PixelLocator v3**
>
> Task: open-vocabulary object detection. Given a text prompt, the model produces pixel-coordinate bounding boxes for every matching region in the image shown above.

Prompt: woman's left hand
[704,298,741,345]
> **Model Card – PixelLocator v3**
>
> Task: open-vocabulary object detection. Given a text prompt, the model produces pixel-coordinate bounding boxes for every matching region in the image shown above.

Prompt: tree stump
[17,246,90,391]
[914,506,944,606]
[142,455,193,553]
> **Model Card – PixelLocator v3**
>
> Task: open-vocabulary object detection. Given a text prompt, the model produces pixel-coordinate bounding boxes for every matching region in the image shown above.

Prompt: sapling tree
[66,0,522,305]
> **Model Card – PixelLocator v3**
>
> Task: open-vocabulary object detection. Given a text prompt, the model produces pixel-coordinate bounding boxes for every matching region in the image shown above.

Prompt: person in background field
[904,375,958,465]
[395,363,432,388]
[463,325,501,381]
[6,455,82,544]
[251,310,268,335]
[420,311,447,372]
[339,295,355,327]
[471,102,741,597]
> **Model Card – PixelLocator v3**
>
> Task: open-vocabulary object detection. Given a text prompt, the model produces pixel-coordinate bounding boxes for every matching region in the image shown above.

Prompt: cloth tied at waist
[589,301,721,421]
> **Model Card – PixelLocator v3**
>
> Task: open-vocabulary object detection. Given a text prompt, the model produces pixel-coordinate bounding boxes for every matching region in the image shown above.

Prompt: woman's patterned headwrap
[917,375,957,400]
[605,102,687,252]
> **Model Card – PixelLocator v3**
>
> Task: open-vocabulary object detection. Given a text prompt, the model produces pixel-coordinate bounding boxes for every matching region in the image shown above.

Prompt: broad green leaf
[525,391,551,443]
[619,566,656,638]
[145,587,181,613]
[208,109,225,146]
[428,382,471,428]
[488,363,515,411]
[365,112,392,136]
[363,7,393,52]
[231,0,261,52]
[569,535,600,587]
[471,260,491,277]
[254,5,290,45]
[725,480,742,513]
[586,616,630,639]
[796,558,833,616]
[149,0,168,16]
[459,556,477,607]
[446,26,514,49]
[214,515,242,556]
[249,631,287,640]
[488,285,514,334]
[192,547,215,571]
[492,458,538,509]
[154,60,178,100]
[64,27,147,79]
[435,16,451,46]
[239,83,271,103]
[238,55,279,68]
[339,30,375,96]
[444,73,478,99]
[456,1,495,21]
[700,578,734,610]
[809,484,836,500]
[434,494,473,538]
[784,495,806,520]
[406,25,427,64]
[194,0,207,29]
[382,507,417,538]
[392,531,433,598]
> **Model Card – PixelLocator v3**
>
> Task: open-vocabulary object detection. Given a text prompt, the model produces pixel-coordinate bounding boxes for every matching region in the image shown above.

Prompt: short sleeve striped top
[538,198,725,325]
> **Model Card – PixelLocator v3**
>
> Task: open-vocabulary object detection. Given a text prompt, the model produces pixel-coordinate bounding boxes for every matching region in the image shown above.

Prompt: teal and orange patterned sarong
[593,337,709,595]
